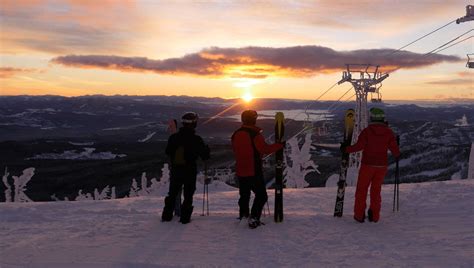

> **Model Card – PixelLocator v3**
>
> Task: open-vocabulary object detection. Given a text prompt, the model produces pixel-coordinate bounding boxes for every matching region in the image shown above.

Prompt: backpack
[173,145,187,166]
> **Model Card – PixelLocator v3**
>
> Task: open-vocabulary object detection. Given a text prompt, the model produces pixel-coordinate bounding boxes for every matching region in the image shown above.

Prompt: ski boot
[367,209,378,223]
[353,214,365,223]
[180,206,194,224]
[248,217,264,229]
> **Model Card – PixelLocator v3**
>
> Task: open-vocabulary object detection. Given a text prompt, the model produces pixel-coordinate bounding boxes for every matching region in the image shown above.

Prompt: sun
[242,92,254,103]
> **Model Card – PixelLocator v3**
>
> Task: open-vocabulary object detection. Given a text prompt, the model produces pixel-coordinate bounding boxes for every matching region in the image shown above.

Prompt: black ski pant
[238,175,268,220]
[163,168,197,219]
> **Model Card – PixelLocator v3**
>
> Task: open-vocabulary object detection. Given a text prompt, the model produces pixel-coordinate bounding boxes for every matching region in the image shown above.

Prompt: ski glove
[279,141,287,148]
[339,141,350,153]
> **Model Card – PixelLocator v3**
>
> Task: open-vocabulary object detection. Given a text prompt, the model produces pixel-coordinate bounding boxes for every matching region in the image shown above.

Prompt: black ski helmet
[241,110,258,125]
[182,112,199,128]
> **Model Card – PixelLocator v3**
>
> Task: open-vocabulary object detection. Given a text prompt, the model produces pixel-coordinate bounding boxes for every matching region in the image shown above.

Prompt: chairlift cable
[430,35,473,54]
[386,20,457,56]
[425,29,474,55]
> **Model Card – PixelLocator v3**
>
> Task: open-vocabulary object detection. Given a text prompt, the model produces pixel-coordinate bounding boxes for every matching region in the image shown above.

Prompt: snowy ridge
[138,132,156,142]
[27,148,126,160]
[1,180,473,267]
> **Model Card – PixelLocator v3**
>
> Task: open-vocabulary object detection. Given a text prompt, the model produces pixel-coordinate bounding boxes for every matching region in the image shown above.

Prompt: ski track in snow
[1,180,473,267]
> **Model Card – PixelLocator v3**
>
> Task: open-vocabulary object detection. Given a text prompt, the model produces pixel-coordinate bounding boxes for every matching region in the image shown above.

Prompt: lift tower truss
[337,64,389,169]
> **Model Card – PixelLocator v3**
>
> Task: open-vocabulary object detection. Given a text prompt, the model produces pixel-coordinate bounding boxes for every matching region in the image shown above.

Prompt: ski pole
[201,164,206,216]
[206,183,209,216]
[393,174,396,212]
[394,156,400,212]
[393,135,400,212]
[202,162,209,216]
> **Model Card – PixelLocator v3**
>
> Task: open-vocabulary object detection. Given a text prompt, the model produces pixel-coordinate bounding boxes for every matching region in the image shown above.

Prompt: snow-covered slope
[1,180,473,267]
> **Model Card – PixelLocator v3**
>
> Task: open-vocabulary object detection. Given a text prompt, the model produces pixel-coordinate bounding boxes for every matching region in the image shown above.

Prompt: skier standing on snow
[162,112,210,224]
[341,108,400,223]
[231,110,284,228]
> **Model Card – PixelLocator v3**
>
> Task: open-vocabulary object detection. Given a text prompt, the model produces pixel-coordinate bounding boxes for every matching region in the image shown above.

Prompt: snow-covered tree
[129,178,140,197]
[1,167,36,202]
[94,185,111,200]
[75,190,93,201]
[111,187,116,199]
[2,167,12,202]
[5,167,35,202]
[137,172,150,196]
[74,185,114,201]
[284,133,320,188]
[161,164,170,184]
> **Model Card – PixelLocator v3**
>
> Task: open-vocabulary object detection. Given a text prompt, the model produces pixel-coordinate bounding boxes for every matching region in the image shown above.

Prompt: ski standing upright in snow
[167,119,182,217]
[274,112,285,222]
[334,109,355,217]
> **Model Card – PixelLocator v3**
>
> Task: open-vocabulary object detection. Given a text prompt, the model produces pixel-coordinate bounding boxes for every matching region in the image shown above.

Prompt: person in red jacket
[231,110,284,228]
[342,108,400,223]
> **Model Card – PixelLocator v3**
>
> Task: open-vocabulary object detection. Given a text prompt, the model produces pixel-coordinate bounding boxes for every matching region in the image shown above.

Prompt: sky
[0,0,472,101]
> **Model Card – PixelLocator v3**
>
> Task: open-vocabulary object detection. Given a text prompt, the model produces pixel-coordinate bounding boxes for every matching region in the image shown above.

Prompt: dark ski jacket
[231,125,283,177]
[346,122,400,167]
[165,127,210,172]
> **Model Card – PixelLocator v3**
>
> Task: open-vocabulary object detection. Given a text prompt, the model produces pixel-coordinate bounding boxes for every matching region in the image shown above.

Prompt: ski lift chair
[467,54,474,68]
[457,5,474,24]
[371,92,383,103]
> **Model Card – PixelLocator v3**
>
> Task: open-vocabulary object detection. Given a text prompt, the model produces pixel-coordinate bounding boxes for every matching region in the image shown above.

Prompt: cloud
[0,67,39,78]
[427,79,473,86]
[52,46,461,78]
[0,0,140,54]
[1,0,467,56]
[426,71,473,86]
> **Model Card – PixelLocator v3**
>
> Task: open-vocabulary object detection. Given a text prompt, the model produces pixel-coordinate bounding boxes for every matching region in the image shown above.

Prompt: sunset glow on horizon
[0,0,472,101]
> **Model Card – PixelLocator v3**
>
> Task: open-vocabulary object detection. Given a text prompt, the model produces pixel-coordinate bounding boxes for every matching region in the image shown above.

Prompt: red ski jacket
[346,123,400,167]
[231,125,283,177]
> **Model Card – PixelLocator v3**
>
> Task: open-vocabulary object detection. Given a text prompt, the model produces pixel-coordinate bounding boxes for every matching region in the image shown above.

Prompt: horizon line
[0,94,473,103]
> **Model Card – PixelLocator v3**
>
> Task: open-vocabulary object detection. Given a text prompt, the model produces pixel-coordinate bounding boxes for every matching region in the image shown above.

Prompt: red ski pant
[354,164,387,221]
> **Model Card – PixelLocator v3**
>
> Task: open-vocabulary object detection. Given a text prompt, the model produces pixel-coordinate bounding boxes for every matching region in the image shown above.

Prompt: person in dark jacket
[231,110,283,228]
[162,112,210,224]
[341,108,400,223]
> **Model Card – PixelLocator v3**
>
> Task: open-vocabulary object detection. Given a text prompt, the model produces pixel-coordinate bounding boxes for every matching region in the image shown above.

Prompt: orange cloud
[0,67,39,78]
[51,46,461,78]
[426,71,474,86]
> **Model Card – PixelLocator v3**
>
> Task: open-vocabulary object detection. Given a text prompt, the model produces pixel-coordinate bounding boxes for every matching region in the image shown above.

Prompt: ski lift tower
[337,64,389,169]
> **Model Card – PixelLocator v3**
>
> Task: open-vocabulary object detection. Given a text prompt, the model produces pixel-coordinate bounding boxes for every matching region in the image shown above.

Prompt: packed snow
[1,180,473,267]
